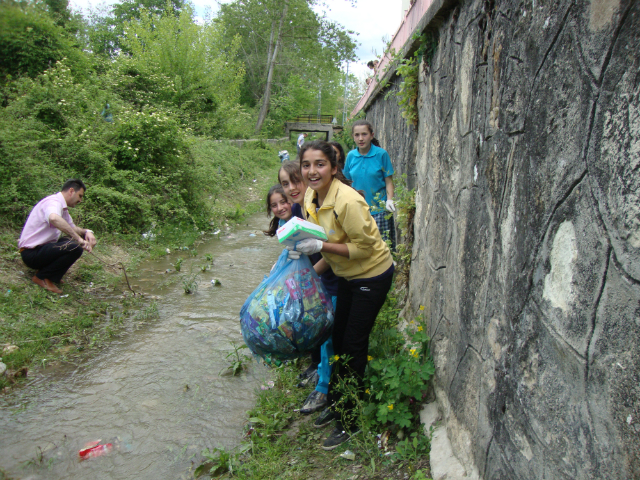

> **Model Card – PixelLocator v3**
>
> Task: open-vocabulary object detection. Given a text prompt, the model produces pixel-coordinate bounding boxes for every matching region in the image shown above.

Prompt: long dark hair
[299,140,352,187]
[351,119,381,147]
[263,184,288,237]
[329,141,346,169]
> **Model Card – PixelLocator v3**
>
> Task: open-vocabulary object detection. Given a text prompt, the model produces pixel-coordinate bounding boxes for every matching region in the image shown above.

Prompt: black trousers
[328,270,393,431]
[21,239,83,283]
[310,346,321,365]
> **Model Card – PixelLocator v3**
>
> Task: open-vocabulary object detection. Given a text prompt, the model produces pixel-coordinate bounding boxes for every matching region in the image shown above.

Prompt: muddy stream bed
[0,214,285,479]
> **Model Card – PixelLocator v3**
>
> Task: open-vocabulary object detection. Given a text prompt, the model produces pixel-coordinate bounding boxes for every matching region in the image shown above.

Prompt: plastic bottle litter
[79,441,113,459]
[340,450,355,461]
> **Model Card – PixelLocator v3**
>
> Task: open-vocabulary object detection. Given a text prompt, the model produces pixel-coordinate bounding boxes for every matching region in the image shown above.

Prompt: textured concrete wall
[365,0,640,478]
[365,75,419,190]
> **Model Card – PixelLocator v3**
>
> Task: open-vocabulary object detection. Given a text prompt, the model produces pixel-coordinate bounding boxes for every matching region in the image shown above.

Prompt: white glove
[295,238,323,255]
[285,245,301,260]
[385,199,396,213]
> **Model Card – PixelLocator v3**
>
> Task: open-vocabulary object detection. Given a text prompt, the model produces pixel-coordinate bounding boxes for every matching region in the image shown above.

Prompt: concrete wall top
[351,0,452,118]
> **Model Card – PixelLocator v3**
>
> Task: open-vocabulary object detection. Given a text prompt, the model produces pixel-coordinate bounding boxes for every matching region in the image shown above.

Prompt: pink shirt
[18,192,76,249]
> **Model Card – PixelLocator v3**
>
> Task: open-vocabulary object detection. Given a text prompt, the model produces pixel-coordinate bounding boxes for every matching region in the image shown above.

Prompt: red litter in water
[79,441,113,459]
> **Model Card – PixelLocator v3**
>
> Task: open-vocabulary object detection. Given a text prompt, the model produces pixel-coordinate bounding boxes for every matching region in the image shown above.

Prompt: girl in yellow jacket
[289,140,394,450]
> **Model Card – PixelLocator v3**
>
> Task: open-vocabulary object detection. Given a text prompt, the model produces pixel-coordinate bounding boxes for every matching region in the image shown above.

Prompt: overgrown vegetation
[0,0,362,235]
[382,32,438,126]
[372,175,416,289]
[195,291,434,479]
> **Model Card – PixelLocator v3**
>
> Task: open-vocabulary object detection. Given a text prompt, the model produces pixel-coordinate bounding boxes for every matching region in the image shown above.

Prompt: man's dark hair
[61,179,86,192]
[367,60,375,68]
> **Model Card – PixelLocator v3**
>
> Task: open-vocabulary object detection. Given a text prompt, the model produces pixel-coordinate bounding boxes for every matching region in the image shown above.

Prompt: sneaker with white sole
[300,390,327,414]
[321,427,360,450]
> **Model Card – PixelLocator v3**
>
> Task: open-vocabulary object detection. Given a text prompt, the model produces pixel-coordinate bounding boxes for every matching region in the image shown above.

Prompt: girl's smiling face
[269,192,292,221]
[301,149,337,199]
[279,168,306,205]
[353,125,374,152]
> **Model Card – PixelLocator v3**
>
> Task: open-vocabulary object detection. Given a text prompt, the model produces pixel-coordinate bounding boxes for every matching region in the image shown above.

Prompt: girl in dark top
[263,184,293,236]
[279,161,337,415]
[329,141,346,170]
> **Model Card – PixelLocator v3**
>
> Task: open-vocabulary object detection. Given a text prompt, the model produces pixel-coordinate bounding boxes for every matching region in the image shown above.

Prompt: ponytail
[351,119,381,148]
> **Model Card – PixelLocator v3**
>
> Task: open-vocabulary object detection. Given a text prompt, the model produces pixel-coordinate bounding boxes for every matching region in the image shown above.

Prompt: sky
[69,0,404,80]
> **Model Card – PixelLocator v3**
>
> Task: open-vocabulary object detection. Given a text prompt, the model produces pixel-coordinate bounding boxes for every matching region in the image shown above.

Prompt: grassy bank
[195,293,434,480]
[0,140,285,392]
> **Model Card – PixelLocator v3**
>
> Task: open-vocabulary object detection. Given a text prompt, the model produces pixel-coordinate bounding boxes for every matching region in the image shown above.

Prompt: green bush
[364,318,434,429]
[0,5,86,80]
[114,106,187,171]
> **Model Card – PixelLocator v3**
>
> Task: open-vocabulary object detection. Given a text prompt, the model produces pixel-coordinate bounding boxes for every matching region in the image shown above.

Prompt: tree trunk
[265,20,275,73]
[255,0,289,133]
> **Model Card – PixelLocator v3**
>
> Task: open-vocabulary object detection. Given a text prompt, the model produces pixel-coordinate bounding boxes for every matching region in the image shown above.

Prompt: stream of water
[0,214,284,479]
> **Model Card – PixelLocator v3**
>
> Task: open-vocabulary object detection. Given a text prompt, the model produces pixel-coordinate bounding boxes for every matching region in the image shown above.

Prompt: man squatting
[18,179,97,294]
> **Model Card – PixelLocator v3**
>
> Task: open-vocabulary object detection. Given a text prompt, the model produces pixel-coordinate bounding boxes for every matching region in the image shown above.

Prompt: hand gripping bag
[240,249,334,364]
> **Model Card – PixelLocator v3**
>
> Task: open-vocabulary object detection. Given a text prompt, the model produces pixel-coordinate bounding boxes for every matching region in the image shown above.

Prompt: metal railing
[352,0,436,117]
[289,114,334,124]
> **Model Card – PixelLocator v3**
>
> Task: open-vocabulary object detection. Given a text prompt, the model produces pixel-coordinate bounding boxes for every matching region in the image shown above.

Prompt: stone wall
[365,0,640,478]
[365,76,419,189]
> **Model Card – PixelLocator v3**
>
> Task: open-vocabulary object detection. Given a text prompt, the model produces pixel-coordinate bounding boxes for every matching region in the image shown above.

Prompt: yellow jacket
[304,178,393,281]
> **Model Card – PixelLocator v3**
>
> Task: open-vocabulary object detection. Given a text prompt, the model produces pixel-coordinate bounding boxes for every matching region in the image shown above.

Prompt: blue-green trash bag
[240,249,334,364]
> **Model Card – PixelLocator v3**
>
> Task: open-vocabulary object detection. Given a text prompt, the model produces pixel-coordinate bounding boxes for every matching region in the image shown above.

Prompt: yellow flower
[367,355,373,361]
[410,320,415,324]
[332,355,340,362]
[417,326,424,332]
[387,404,394,411]
[419,305,425,311]
[365,389,370,394]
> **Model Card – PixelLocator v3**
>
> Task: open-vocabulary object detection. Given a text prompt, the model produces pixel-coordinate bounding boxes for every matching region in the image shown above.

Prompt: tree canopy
[217,0,357,133]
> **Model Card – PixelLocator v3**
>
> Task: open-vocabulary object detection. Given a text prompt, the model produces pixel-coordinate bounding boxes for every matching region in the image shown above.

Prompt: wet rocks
[2,345,18,355]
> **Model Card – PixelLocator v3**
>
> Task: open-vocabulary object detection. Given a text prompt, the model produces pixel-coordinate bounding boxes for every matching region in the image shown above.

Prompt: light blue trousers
[315,296,336,395]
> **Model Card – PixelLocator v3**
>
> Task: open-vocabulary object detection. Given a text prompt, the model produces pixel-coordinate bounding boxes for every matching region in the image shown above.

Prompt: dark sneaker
[297,370,318,388]
[313,408,337,428]
[297,363,318,380]
[300,390,327,414]
[321,427,360,450]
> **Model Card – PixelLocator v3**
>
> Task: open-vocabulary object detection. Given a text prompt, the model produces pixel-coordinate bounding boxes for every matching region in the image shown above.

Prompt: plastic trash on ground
[240,250,334,364]
[340,450,355,460]
[278,150,290,162]
[79,440,113,459]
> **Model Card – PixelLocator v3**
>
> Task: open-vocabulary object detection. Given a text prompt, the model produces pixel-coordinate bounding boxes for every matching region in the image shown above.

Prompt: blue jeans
[315,296,336,395]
